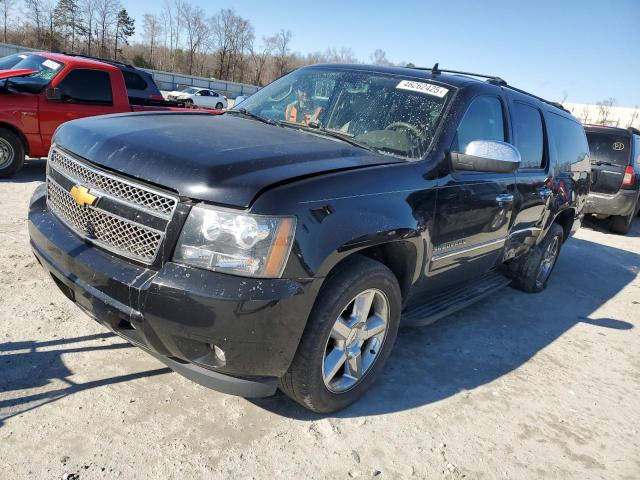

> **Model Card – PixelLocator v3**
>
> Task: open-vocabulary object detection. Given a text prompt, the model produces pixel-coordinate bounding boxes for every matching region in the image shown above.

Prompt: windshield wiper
[278,121,377,153]
[226,108,277,126]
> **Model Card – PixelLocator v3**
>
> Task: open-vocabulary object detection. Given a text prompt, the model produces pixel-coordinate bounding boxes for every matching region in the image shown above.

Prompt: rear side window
[586,132,631,167]
[453,96,505,152]
[512,102,544,169]
[547,113,589,167]
[122,70,148,91]
[57,69,113,105]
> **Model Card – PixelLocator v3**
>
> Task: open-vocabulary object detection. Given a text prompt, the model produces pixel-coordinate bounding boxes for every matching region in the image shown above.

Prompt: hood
[53,112,402,207]
[0,68,37,80]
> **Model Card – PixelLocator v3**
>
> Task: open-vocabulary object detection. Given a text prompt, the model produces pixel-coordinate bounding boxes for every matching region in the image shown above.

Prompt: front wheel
[215,102,224,109]
[0,128,26,178]
[509,223,564,293]
[279,255,401,413]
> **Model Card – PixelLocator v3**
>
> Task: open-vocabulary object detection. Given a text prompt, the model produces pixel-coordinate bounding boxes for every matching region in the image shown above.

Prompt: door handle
[495,193,514,207]
[538,188,553,199]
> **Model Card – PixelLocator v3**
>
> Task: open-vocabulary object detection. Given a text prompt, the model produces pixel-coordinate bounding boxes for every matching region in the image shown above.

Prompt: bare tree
[142,13,161,67]
[24,0,47,47]
[95,0,118,57]
[628,106,639,128]
[596,98,616,125]
[272,28,292,78]
[325,47,357,64]
[81,0,97,55]
[581,105,591,124]
[249,35,276,85]
[370,49,392,66]
[179,2,208,75]
[1,0,16,43]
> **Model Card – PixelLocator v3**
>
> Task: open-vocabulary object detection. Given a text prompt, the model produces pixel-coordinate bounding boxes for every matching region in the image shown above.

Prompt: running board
[401,271,511,327]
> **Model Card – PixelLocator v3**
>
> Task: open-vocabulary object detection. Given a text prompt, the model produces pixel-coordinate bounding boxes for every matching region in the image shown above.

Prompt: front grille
[46,147,177,264]
[49,148,176,217]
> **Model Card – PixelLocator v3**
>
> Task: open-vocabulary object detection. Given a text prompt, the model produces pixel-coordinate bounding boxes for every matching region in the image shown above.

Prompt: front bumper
[585,189,639,217]
[28,185,322,397]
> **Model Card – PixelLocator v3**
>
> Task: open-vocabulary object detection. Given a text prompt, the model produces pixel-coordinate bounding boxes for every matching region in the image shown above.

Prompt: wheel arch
[0,121,29,155]
[550,207,576,243]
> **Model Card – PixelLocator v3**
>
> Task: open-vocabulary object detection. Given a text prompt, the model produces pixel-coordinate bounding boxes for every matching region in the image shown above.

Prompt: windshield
[235,67,453,159]
[182,87,199,94]
[0,53,64,93]
[586,132,631,167]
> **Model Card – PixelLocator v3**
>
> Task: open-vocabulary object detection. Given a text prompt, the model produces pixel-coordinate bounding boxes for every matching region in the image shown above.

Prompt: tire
[184,99,194,107]
[215,102,224,110]
[279,255,401,413]
[509,223,564,293]
[0,127,26,178]
[610,201,638,234]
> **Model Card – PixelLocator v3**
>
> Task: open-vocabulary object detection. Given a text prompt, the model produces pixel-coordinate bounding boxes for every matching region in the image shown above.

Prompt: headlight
[173,204,296,278]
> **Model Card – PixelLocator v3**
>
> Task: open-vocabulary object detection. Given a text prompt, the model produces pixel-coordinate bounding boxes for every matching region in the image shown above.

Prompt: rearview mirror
[450,140,521,173]
[45,87,62,102]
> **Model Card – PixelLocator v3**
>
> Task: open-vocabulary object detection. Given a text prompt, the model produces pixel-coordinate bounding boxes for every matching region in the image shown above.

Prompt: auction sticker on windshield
[42,59,61,70]
[396,80,449,98]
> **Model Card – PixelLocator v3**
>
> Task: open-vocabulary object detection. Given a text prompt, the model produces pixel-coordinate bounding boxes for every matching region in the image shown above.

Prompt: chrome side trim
[431,237,506,261]
[508,227,542,238]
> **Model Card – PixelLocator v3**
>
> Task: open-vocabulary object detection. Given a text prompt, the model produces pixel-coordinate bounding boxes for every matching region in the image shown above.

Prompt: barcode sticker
[396,80,449,98]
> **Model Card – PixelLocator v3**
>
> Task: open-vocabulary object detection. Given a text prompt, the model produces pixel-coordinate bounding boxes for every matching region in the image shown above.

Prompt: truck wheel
[509,223,564,293]
[0,128,25,178]
[610,202,637,234]
[280,255,401,413]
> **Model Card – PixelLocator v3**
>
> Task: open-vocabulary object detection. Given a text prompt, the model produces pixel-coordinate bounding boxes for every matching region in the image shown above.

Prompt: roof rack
[409,63,570,113]
[60,52,134,69]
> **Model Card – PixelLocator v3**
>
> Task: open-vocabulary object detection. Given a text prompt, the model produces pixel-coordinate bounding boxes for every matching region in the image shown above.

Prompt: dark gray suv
[585,125,640,234]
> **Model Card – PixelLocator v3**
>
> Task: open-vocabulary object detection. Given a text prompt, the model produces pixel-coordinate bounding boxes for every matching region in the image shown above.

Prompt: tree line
[0,0,407,86]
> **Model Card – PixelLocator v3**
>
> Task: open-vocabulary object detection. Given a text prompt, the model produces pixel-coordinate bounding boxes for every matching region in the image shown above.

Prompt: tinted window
[586,132,631,167]
[122,70,147,91]
[199,89,210,96]
[512,102,544,169]
[547,113,589,168]
[453,96,504,152]
[57,69,113,105]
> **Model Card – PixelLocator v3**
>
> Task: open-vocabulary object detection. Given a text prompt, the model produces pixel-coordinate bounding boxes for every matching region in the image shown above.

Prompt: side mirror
[45,87,62,102]
[450,140,521,173]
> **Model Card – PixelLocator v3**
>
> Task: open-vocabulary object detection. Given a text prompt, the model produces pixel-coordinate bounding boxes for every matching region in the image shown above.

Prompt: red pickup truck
[0,52,207,177]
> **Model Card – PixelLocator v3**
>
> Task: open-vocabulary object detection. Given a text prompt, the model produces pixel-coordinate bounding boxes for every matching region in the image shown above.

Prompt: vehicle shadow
[582,214,640,238]
[0,332,171,427]
[251,235,637,419]
[0,158,46,184]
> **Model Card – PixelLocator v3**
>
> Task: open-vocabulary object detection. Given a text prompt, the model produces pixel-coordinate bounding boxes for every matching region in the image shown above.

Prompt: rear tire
[509,223,564,293]
[610,201,638,234]
[0,128,25,178]
[279,255,401,413]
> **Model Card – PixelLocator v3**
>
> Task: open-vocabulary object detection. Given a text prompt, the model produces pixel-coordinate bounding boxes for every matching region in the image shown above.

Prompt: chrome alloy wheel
[0,138,14,170]
[535,236,560,288]
[322,288,389,393]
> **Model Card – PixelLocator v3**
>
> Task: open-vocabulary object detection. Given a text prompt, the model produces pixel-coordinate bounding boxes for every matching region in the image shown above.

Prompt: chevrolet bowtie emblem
[70,185,98,207]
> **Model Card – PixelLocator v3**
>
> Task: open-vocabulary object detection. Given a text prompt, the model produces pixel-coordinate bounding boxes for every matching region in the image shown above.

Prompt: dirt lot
[1,159,639,480]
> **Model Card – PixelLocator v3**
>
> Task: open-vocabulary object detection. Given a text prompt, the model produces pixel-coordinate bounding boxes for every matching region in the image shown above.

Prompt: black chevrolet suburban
[28,64,590,412]
[584,125,640,234]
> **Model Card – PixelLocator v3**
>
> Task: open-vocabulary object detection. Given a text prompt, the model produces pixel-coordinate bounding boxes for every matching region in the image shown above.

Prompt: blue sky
[126,0,640,106]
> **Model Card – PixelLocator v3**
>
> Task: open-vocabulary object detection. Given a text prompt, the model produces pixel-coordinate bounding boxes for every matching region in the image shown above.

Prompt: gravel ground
[1,159,639,480]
